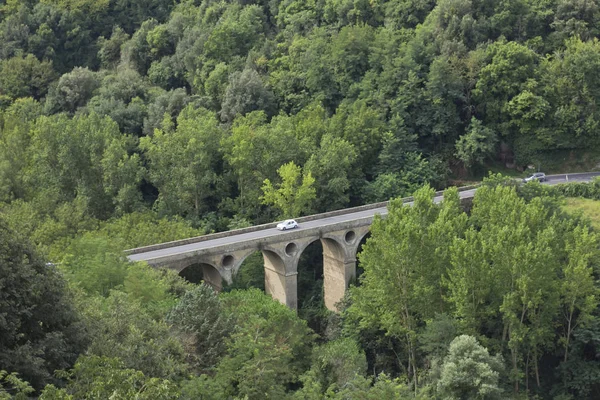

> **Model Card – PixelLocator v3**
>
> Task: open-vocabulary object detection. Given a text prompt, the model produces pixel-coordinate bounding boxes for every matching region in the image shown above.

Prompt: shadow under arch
[179,262,223,291]
[296,237,325,330]
[354,231,372,284]
[223,250,265,292]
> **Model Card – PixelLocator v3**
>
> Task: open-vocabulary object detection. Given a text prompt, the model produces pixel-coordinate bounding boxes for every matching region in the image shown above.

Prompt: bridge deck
[126,172,599,264]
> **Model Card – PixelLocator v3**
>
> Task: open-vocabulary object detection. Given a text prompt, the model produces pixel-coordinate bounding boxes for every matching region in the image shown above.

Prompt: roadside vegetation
[2,0,600,398]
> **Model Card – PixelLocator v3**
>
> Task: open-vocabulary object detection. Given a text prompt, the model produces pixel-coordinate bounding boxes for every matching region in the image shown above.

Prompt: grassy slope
[564,197,600,230]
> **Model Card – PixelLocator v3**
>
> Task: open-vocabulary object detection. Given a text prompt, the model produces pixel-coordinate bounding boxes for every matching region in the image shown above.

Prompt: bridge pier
[262,237,316,310]
[201,264,223,291]
[129,223,373,312]
[264,266,298,309]
[322,227,370,311]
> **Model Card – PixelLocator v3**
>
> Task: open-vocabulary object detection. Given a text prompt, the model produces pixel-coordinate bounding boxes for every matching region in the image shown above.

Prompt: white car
[277,219,299,231]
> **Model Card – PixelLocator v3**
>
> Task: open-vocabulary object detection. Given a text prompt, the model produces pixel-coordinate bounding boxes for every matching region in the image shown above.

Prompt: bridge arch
[178,262,223,291]
[224,250,265,291]
[295,238,325,318]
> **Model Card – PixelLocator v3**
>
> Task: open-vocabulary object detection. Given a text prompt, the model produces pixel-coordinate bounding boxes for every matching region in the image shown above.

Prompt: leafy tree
[222,111,304,219]
[261,161,316,218]
[560,225,599,363]
[328,25,374,94]
[0,54,57,100]
[220,68,275,122]
[140,105,222,219]
[0,370,34,399]
[96,67,149,104]
[330,99,385,179]
[45,67,100,114]
[97,211,201,249]
[0,218,87,390]
[365,152,442,202]
[142,87,192,135]
[59,235,130,297]
[447,184,563,392]
[551,0,600,44]
[39,356,180,400]
[455,117,497,167]
[98,26,130,70]
[349,186,466,387]
[436,335,503,400]
[473,40,541,160]
[80,291,186,380]
[212,289,316,399]
[305,134,356,211]
[202,4,266,64]
[305,338,367,392]
[556,318,600,399]
[202,62,229,110]
[25,112,143,217]
[418,313,458,363]
[331,373,413,399]
[0,98,43,202]
[541,38,600,150]
[167,284,234,373]
[120,19,160,75]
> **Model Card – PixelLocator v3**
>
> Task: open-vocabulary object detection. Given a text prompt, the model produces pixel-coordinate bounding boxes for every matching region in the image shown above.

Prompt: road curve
[127,172,600,263]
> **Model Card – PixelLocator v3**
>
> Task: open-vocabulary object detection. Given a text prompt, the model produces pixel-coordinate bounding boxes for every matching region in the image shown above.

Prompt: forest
[1,0,600,398]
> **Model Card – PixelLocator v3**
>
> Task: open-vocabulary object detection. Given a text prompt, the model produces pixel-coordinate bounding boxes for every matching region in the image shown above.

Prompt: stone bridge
[125,172,600,311]
[126,186,478,311]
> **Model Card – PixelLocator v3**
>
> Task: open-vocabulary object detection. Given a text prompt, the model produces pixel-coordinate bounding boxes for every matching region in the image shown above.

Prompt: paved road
[127,172,600,263]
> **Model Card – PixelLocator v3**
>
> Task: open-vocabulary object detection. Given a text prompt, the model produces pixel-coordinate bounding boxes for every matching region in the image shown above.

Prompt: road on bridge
[127,172,600,264]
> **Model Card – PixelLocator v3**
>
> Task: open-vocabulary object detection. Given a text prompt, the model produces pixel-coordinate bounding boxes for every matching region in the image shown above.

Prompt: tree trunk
[534,354,540,388]
[564,311,573,363]
[525,352,529,394]
[510,326,519,394]
[512,348,519,394]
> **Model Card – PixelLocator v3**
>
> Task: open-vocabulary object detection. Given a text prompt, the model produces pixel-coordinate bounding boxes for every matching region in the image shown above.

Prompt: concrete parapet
[125,185,480,256]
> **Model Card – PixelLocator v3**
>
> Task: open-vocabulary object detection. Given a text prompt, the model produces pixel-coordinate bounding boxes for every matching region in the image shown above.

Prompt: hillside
[2,0,600,398]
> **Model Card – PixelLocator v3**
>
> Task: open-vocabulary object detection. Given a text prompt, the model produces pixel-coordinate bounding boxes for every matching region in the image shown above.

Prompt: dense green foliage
[2,0,600,398]
[0,219,87,391]
[345,180,600,398]
[4,0,600,232]
[2,176,600,398]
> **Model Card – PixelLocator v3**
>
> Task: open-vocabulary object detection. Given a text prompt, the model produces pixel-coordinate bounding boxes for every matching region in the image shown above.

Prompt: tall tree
[349,186,466,388]
[0,218,87,390]
[26,112,143,218]
[261,161,316,218]
[437,335,503,400]
[167,284,234,373]
[560,225,599,363]
[141,105,222,219]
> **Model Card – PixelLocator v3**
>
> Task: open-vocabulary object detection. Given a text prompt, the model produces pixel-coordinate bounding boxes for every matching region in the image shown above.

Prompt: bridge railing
[124,184,479,255]
[125,172,600,256]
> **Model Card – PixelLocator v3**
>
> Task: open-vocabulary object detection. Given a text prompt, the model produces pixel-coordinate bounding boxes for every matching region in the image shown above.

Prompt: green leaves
[455,117,497,167]
[22,112,143,218]
[167,284,234,373]
[0,54,57,100]
[261,161,316,218]
[140,105,222,219]
[210,289,316,399]
[437,335,503,400]
[39,356,181,400]
[0,218,87,390]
